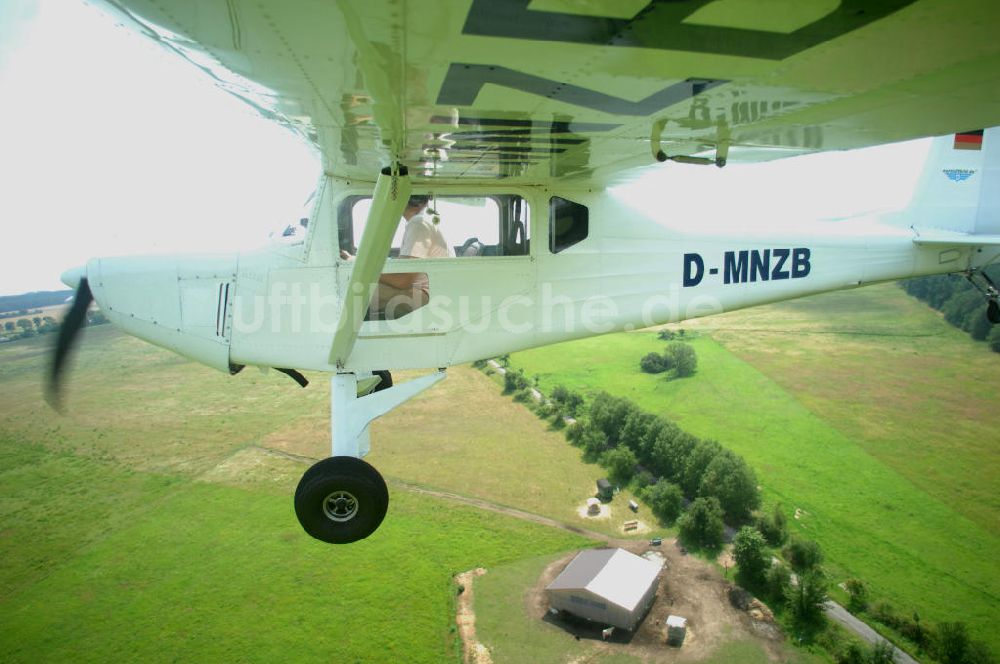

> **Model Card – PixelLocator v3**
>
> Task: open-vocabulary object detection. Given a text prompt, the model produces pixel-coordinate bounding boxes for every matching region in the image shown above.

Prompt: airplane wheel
[294,456,388,544]
[988,300,1000,325]
[373,370,393,392]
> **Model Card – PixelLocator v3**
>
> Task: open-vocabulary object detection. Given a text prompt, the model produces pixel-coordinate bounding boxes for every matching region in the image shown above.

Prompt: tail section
[907,128,999,235]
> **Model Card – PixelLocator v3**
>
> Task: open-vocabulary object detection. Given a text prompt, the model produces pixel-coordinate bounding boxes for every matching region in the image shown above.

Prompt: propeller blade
[46,277,94,411]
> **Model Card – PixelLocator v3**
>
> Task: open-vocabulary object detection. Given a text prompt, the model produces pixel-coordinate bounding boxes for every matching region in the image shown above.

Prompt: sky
[0,0,931,296]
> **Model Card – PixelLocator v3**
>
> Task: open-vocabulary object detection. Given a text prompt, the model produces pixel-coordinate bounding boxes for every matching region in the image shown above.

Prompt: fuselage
[77,175,998,376]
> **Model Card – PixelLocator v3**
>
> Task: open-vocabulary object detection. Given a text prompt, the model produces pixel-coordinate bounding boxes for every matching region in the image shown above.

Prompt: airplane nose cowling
[60,266,86,289]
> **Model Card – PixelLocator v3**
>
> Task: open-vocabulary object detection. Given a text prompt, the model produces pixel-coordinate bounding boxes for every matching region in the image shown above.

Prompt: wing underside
[97,0,1000,184]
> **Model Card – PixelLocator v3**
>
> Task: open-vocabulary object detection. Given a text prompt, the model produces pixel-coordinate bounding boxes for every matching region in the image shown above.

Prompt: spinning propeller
[45,267,91,412]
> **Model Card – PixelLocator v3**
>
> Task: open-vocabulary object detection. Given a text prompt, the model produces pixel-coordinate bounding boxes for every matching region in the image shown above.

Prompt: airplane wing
[96,0,1000,184]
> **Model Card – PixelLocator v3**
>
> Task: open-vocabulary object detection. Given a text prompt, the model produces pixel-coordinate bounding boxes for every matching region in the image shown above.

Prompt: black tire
[294,456,388,544]
[373,370,393,392]
[988,300,1000,325]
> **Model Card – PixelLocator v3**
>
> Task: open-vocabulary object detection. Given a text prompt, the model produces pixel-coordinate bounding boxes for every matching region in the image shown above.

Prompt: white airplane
[49,0,1000,543]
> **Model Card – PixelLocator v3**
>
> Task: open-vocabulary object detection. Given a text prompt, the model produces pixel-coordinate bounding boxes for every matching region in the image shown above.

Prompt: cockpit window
[342,194,530,258]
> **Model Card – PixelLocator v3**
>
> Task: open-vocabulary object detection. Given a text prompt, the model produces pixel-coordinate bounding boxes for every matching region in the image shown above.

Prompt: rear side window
[549,196,588,253]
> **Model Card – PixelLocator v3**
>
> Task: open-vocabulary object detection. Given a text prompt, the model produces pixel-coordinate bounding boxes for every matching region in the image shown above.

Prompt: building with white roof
[545,548,662,630]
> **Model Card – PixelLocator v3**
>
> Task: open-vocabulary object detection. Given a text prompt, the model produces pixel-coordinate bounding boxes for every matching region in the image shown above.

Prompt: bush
[733,526,770,588]
[678,496,725,550]
[784,538,824,573]
[503,368,530,394]
[757,504,788,546]
[471,358,488,369]
[844,578,869,612]
[640,352,669,374]
[550,385,583,416]
[765,563,792,605]
[512,387,534,403]
[641,479,684,524]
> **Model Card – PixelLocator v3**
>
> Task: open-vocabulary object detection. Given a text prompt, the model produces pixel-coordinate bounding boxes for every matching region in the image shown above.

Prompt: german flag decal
[954,130,984,150]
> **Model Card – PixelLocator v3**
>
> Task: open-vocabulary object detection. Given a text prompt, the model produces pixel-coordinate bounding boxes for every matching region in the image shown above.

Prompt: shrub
[765,563,792,605]
[844,578,869,612]
[503,368,530,394]
[757,504,789,546]
[640,352,669,374]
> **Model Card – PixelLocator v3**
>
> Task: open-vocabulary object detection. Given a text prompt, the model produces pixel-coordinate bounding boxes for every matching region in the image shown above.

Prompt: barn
[545,548,662,631]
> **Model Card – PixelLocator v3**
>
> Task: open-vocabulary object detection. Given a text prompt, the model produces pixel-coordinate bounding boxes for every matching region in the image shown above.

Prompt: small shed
[596,479,613,501]
[546,548,662,631]
[666,615,687,646]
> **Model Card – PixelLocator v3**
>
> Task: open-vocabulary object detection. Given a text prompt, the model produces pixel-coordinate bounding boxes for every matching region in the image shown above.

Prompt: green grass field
[508,283,1000,652]
[0,328,590,663]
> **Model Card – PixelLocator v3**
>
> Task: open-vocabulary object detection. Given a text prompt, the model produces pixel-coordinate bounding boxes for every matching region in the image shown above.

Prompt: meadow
[0,327,590,663]
[508,283,1000,653]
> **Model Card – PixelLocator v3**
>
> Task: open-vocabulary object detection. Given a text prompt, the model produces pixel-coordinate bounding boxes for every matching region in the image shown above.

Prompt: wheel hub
[322,490,359,522]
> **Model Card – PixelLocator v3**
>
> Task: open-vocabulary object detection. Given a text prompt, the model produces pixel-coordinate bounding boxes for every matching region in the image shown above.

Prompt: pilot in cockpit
[341,195,451,319]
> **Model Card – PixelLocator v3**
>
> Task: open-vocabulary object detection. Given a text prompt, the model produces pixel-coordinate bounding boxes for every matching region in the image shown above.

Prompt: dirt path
[456,568,492,664]
[390,479,611,541]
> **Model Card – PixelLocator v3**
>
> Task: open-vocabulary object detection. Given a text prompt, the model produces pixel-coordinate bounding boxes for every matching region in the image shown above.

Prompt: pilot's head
[405,195,430,216]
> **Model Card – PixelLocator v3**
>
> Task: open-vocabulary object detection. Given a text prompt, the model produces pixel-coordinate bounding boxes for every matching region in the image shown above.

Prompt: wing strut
[329,164,412,368]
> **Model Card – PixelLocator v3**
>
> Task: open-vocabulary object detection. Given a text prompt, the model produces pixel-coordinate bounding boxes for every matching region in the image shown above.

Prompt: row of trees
[0,310,108,341]
[566,391,761,529]
[900,269,1000,351]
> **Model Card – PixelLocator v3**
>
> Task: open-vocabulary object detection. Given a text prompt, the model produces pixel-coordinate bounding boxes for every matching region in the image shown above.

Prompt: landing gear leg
[965,269,1000,325]
[294,370,447,543]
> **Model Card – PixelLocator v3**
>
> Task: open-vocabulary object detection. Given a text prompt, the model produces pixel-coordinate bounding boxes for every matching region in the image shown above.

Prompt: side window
[549,196,588,253]
[341,195,530,258]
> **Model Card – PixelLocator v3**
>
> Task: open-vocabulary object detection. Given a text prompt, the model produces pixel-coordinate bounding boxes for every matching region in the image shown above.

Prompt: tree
[640,352,669,374]
[579,426,608,462]
[681,439,722,495]
[678,496,725,550]
[784,538,824,573]
[733,526,770,588]
[665,341,697,377]
[642,479,684,524]
[844,578,869,612]
[602,447,637,484]
[650,429,696,483]
[698,449,760,523]
[3,321,13,332]
[620,410,657,454]
[787,567,828,627]
[765,563,792,605]
[15,319,35,337]
[757,503,788,546]
[31,316,42,328]
[588,392,637,446]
